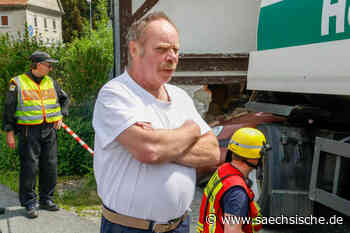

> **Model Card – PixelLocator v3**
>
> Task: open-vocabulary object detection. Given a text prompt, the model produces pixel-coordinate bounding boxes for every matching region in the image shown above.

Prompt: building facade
[0,0,64,45]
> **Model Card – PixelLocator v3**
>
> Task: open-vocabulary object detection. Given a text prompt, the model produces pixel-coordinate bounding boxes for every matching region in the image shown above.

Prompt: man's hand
[6,131,16,149]
[175,131,220,168]
[53,119,63,130]
[135,121,153,130]
[224,214,244,233]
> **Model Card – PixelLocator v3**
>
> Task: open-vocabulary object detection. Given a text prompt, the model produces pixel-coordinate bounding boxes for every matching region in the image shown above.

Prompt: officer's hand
[6,131,16,150]
[54,119,63,130]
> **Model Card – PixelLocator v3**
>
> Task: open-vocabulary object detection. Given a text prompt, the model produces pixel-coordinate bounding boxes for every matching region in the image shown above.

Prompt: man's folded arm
[175,131,220,168]
[116,120,201,164]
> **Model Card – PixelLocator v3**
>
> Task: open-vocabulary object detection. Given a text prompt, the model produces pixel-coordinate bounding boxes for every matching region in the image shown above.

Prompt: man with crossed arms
[93,11,220,233]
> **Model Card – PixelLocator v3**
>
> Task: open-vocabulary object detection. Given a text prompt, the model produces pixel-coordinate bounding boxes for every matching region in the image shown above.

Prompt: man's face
[247,157,262,170]
[133,19,180,88]
[37,62,53,76]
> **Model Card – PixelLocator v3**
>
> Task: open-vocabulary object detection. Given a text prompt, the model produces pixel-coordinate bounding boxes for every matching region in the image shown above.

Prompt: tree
[60,0,101,42]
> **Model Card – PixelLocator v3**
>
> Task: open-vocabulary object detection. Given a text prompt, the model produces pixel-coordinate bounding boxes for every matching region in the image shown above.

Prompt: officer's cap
[30,51,58,63]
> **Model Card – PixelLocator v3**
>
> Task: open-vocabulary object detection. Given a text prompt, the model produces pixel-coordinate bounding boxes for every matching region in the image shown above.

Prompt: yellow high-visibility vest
[11,73,62,125]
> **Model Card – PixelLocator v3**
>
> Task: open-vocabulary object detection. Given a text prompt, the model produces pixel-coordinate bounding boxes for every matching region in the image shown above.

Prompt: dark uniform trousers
[18,123,57,207]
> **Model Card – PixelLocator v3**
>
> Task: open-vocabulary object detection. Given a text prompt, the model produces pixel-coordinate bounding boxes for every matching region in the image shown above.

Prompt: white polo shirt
[93,71,211,223]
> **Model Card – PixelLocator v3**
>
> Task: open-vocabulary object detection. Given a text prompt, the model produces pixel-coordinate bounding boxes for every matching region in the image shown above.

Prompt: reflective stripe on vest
[197,163,262,233]
[12,74,62,125]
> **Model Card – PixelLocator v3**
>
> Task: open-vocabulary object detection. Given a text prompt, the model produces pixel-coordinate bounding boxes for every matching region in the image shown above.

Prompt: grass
[0,170,102,219]
[55,173,102,217]
[0,170,19,192]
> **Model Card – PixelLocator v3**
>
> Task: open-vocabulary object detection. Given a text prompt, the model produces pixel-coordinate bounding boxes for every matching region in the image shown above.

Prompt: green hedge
[60,30,113,105]
[0,103,95,176]
[0,132,18,171]
[56,102,95,176]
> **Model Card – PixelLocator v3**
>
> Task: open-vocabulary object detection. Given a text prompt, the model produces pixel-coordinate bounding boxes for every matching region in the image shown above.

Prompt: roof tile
[0,0,28,6]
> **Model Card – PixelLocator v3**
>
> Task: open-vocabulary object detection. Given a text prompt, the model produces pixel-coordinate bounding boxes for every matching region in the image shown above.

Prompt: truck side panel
[247,39,350,95]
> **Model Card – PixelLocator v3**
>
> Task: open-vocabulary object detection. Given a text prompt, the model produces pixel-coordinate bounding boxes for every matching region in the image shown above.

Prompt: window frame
[44,18,47,29]
[34,16,38,27]
[0,15,9,26]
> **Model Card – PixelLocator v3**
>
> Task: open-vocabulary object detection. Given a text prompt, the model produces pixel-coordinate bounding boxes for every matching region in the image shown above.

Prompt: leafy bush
[57,102,95,176]
[0,102,95,176]
[59,0,113,105]
[60,34,112,104]
[0,132,19,171]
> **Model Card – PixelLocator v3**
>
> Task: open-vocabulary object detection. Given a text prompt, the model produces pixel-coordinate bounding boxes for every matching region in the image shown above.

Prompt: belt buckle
[168,218,177,225]
[152,215,183,233]
[152,222,173,233]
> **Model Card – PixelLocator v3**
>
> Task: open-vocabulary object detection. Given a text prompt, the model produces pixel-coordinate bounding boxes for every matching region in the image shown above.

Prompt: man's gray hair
[126,11,177,66]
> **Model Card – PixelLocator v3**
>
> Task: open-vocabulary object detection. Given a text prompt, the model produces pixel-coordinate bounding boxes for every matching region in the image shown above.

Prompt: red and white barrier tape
[61,122,94,155]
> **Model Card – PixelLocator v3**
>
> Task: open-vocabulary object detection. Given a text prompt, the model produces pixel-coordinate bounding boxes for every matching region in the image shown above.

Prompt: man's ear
[129,41,140,59]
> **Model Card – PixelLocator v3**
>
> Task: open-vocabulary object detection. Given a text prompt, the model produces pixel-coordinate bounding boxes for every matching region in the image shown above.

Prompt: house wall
[28,0,61,12]
[0,9,26,39]
[132,0,260,54]
[0,0,63,44]
[26,10,62,44]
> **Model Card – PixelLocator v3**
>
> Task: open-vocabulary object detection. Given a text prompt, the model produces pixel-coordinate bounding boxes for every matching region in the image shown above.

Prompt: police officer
[197,128,269,233]
[2,51,69,218]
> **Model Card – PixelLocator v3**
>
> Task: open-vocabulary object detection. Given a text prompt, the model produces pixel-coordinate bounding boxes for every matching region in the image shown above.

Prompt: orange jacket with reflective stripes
[197,163,262,233]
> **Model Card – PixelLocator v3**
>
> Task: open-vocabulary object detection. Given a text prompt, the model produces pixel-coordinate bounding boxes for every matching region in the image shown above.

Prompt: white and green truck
[247,0,350,217]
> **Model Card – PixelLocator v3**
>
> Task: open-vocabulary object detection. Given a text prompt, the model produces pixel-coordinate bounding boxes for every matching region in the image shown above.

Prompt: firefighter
[2,51,69,218]
[197,128,268,233]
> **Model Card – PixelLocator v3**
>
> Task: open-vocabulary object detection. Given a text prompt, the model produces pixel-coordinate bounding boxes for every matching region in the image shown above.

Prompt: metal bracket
[309,137,350,216]
[245,101,294,116]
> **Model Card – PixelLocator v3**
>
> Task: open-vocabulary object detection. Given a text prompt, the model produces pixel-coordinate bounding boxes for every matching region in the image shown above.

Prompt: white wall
[132,0,260,54]
[27,10,62,44]
[0,0,62,44]
[28,0,61,12]
[0,10,26,39]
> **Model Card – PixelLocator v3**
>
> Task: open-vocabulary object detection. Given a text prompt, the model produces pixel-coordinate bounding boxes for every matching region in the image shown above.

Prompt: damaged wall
[132,0,260,54]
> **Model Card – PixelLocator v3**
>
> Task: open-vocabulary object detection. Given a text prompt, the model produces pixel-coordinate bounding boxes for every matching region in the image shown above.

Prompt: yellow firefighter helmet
[227,127,266,159]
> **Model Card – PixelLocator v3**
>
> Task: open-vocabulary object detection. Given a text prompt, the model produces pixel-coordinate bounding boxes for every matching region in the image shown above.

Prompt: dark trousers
[18,124,58,207]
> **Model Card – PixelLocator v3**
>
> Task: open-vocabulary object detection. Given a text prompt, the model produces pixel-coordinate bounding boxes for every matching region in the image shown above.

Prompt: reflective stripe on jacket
[197,163,262,233]
[11,73,62,125]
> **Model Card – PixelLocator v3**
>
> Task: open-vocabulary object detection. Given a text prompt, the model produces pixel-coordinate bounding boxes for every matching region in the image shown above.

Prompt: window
[53,20,56,30]
[44,18,47,28]
[1,16,8,26]
[34,16,37,27]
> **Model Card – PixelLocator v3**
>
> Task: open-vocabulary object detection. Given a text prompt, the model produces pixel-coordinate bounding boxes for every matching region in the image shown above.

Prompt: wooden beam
[177,54,249,72]
[118,0,159,72]
[119,0,132,72]
[132,0,159,23]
